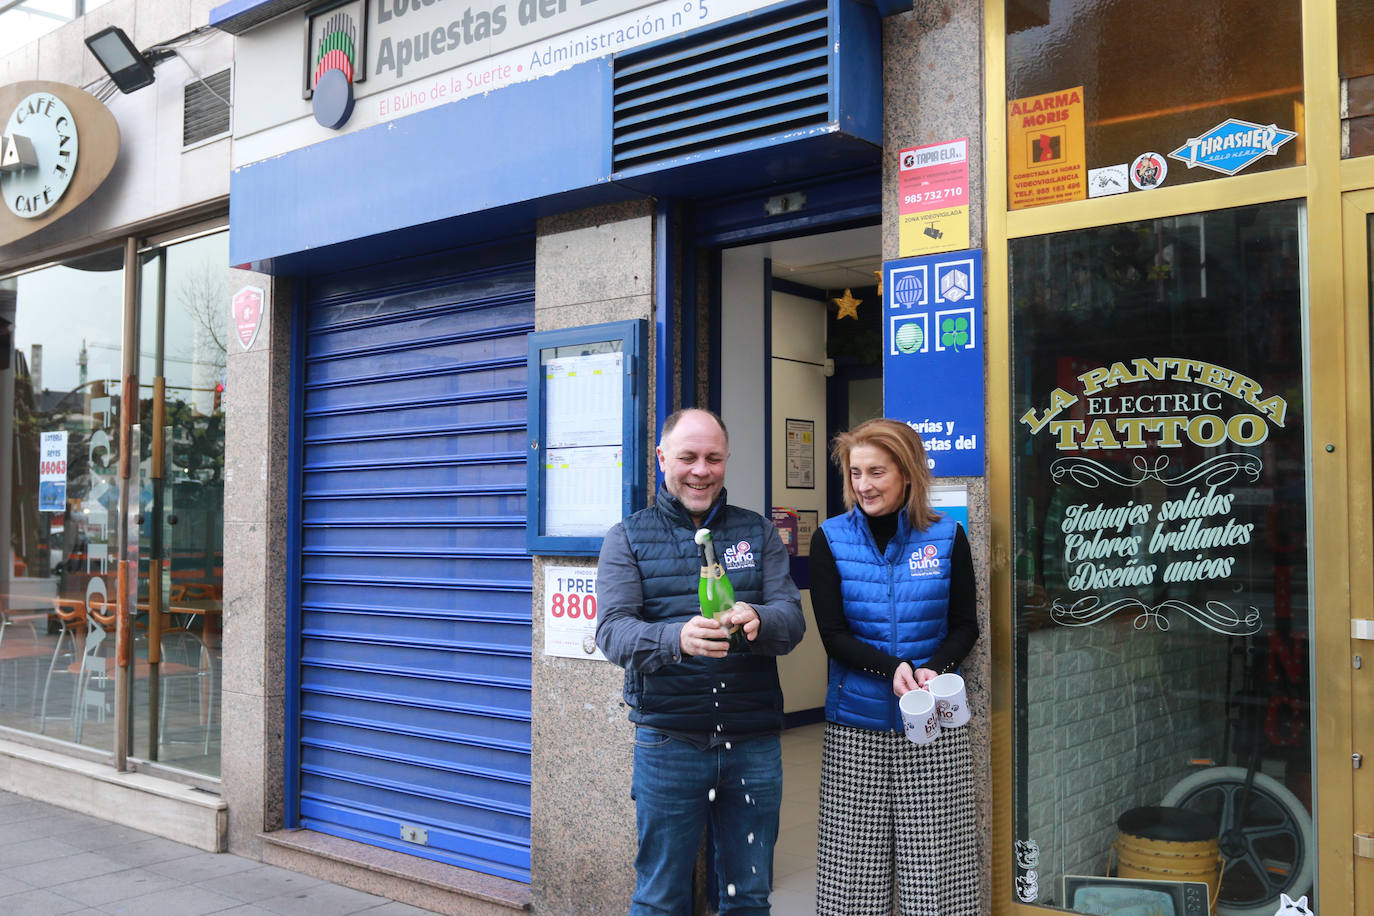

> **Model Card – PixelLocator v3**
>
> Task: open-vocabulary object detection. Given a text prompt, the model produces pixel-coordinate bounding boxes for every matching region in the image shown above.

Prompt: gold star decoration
[833,288,862,320]
[874,269,883,298]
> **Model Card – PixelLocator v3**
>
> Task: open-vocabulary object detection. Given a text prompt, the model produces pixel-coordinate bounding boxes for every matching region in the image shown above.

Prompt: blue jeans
[630,729,783,915]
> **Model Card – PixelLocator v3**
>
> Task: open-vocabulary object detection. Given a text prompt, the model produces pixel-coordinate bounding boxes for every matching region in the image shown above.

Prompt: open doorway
[712,223,881,909]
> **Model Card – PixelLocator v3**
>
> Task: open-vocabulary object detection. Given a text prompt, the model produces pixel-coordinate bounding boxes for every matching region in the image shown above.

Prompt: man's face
[657,412,728,522]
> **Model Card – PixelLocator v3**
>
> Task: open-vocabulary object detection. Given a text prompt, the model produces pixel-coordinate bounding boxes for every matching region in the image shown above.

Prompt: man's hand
[724,602,761,641]
[680,615,732,658]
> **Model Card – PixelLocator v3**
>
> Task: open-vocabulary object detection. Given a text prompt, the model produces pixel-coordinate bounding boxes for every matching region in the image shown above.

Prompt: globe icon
[894,274,923,306]
[895,322,923,353]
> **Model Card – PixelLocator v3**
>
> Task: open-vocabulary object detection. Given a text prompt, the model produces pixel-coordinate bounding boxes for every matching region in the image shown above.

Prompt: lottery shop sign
[543,565,606,661]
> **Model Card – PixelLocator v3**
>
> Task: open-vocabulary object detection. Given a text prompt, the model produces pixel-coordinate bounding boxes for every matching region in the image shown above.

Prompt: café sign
[0,92,78,218]
[0,81,119,246]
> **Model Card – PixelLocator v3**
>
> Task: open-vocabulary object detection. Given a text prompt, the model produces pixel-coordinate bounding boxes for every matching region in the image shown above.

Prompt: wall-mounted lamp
[84,26,174,94]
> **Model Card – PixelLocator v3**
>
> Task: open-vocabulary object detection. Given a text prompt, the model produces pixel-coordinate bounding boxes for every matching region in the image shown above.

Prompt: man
[596,408,805,915]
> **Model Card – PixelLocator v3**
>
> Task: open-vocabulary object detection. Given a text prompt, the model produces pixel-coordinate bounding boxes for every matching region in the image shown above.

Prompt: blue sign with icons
[882,250,985,477]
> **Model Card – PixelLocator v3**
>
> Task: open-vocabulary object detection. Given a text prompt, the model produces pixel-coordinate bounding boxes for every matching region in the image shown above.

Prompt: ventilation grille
[183,69,232,147]
[612,0,831,172]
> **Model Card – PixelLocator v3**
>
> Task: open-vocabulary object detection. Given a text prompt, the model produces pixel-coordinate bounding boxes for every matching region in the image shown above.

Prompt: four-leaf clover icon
[940,315,970,350]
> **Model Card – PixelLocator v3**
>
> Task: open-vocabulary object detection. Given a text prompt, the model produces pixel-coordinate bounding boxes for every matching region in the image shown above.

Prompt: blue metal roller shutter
[295,245,534,883]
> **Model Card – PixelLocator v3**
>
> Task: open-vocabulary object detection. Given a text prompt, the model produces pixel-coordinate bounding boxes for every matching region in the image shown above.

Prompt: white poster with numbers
[38,430,67,512]
[543,566,606,661]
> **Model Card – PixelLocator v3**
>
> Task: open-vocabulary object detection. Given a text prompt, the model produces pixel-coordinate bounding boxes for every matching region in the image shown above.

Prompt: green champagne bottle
[694,528,740,640]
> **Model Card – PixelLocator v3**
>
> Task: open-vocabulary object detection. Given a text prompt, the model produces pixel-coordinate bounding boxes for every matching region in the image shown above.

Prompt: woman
[811,418,979,915]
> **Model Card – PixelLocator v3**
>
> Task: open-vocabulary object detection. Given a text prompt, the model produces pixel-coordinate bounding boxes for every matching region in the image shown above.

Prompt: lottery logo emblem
[307,3,366,130]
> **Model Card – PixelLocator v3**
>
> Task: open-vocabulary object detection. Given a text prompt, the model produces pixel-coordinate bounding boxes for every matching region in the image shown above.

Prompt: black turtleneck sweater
[809,511,978,680]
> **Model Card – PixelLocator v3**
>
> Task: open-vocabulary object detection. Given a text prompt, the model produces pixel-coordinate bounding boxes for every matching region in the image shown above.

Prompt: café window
[0,246,127,754]
[1009,201,1315,914]
[1006,0,1302,207]
[135,230,228,777]
[0,230,226,780]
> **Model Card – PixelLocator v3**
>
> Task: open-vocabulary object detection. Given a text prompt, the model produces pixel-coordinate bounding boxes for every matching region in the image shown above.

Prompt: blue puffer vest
[821,509,958,732]
[619,486,783,735]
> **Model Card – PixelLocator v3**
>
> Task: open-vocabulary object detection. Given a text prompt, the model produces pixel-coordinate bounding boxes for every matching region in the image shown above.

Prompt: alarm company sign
[0,80,119,245]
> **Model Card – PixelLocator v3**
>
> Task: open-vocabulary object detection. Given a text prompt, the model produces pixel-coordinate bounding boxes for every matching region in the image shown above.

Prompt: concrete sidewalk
[0,790,445,916]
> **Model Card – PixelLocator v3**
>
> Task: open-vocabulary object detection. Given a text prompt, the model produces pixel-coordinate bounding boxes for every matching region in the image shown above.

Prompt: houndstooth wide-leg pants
[815,722,979,916]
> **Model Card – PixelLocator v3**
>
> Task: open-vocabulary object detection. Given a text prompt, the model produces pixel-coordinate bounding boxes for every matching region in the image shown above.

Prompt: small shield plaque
[232,285,265,351]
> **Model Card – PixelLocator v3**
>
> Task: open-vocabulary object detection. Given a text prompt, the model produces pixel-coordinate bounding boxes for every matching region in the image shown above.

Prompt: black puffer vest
[620,487,784,734]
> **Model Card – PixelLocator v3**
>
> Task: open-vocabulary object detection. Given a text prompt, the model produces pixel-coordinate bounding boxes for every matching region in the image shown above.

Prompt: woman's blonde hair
[831,418,938,529]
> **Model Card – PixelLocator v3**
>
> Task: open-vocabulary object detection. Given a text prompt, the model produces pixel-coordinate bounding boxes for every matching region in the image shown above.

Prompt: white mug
[929,673,970,728]
[899,687,941,745]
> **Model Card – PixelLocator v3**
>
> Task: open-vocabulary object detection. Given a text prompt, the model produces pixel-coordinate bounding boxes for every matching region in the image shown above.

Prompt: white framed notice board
[526,319,647,555]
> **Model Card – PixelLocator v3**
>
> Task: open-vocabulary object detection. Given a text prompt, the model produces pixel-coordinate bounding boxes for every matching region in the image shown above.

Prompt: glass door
[1008,201,1316,915]
[0,247,126,754]
[132,231,227,777]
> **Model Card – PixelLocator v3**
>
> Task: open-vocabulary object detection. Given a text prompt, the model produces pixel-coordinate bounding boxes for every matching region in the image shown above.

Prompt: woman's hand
[893,663,941,696]
[893,661,919,696]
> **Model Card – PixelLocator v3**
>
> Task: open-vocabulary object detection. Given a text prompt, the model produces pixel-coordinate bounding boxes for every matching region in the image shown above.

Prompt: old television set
[1061,876,1210,916]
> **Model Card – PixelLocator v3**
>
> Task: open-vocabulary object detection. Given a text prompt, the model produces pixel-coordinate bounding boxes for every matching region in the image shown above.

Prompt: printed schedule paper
[545,352,623,448]
[544,446,623,537]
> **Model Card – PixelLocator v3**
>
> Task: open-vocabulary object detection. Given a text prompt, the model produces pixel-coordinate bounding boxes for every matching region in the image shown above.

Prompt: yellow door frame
[1342,186,1374,908]
[984,0,1365,910]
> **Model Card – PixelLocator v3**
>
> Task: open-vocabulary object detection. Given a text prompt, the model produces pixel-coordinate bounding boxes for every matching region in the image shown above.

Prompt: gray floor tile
[39,812,110,837]
[146,850,260,884]
[2,851,128,888]
[0,801,59,824]
[256,882,389,916]
[0,837,86,868]
[195,864,323,904]
[357,902,445,916]
[0,887,89,916]
[53,823,159,854]
[0,871,32,896]
[95,883,244,916]
[0,820,38,847]
[99,836,202,867]
[48,866,180,907]
[0,793,453,916]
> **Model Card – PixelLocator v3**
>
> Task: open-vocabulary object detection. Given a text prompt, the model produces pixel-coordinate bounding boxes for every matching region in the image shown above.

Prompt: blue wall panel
[295,243,535,882]
[229,0,883,273]
[230,61,612,268]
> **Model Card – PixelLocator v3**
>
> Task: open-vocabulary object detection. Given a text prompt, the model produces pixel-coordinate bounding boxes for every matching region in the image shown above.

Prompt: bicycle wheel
[1160,766,1314,916]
